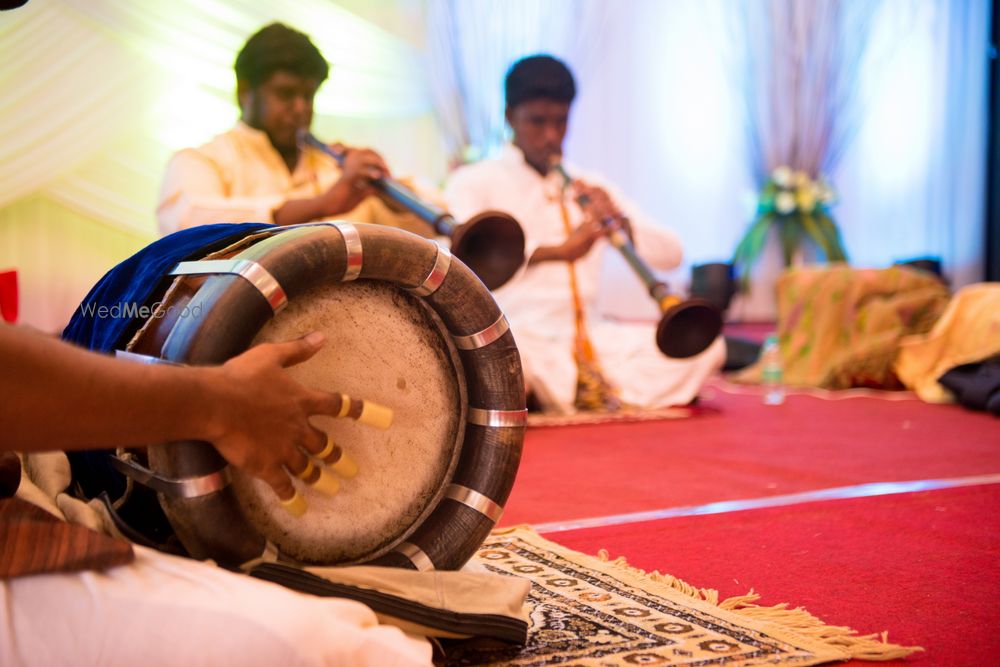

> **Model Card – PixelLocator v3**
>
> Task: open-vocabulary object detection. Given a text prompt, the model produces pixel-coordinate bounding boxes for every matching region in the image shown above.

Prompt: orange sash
[558,196,622,411]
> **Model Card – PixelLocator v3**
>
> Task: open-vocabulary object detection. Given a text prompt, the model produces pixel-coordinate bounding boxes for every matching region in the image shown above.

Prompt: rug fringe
[598,550,722,604]
[596,549,922,661]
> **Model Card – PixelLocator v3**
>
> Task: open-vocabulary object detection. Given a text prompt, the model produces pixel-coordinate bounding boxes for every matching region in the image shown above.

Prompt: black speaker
[690,262,737,314]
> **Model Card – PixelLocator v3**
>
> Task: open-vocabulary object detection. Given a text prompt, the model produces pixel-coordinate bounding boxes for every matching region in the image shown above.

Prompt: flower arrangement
[732,166,848,286]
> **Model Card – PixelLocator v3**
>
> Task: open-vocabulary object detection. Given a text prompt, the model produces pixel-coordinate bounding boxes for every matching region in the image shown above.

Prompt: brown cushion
[0,496,133,579]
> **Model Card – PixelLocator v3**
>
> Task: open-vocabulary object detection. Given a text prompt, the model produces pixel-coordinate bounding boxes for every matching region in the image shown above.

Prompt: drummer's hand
[202,332,340,501]
[323,145,390,215]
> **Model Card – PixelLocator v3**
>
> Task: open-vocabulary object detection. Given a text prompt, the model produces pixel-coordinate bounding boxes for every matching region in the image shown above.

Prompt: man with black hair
[158,23,427,236]
[445,55,725,413]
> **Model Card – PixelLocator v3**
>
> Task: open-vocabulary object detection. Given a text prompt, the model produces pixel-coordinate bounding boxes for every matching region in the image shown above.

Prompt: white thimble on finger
[280,488,307,518]
[311,467,341,496]
[358,400,393,430]
[328,449,358,478]
[316,434,337,460]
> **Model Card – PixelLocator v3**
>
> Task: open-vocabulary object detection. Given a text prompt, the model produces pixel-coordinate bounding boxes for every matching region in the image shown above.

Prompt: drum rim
[140,222,526,571]
[233,278,470,564]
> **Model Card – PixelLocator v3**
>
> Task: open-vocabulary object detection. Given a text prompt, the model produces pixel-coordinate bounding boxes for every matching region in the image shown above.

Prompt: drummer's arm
[0,325,337,499]
[0,325,217,452]
[0,324,275,453]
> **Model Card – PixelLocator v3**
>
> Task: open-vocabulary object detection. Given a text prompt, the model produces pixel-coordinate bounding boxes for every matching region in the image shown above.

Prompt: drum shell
[129,224,525,569]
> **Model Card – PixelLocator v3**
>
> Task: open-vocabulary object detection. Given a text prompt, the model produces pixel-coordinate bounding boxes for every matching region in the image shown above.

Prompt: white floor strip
[532,473,1000,534]
[704,377,922,401]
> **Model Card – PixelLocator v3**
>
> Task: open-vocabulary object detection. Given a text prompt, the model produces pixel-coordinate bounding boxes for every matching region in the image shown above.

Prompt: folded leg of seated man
[0,544,432,667]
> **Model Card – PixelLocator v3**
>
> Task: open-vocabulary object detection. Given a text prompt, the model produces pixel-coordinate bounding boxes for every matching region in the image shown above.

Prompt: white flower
[775,191,796,214]
[771,166,792,187]
[796,186,816,212]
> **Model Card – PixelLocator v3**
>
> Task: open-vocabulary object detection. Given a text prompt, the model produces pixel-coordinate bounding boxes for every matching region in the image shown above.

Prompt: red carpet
[500,388,1000,527]
[544,483,1000,667]
[502,380,1000,665]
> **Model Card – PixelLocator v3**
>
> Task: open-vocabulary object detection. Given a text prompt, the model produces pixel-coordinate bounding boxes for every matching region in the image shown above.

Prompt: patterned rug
[527,406,694,428]
[448,527,917,666]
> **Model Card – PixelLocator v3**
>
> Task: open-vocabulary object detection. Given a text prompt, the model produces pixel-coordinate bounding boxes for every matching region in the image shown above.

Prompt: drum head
[233,281,466,563]
[131,223,525,570]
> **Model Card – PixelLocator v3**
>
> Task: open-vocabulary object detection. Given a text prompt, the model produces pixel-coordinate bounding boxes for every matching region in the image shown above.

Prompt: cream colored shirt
[157,122,430,237]
[444,146,724,412]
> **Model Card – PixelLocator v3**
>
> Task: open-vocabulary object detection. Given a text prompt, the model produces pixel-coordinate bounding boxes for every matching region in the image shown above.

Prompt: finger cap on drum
[293,449,343,496]
[335,393,393,429]
[280,489,308,518]
[317,435,338,460]
[358,400,393,430]
[327,449,358,479]
[294,458,317,482]
[317,438,359,479]
[311,467,341,496]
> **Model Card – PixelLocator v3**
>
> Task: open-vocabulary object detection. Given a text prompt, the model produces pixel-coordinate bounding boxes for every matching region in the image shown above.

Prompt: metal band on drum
[452,313,510,350]
[336,223,363,282]
[109,455,231,499]
[445,484,504,523]
[467,407,528,428]
[128,222,524,570]
[406,245,451,297]
[170,258,288,313]
[394,542,435,571]
[114,350,181,366]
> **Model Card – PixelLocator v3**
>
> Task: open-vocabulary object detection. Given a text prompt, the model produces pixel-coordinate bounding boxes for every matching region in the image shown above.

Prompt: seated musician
[444,55,725,413]
[0,323,432,666]
[157,22,429,236]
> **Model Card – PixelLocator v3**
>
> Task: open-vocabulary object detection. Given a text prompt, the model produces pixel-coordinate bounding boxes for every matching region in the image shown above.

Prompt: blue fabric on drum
[60,222,272,506]
[62,222,272,353]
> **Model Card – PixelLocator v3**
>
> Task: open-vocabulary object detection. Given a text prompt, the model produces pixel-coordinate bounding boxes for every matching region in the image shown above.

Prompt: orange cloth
[895,282,1000,402]
[734,265,950,389]
[557,197,622,411]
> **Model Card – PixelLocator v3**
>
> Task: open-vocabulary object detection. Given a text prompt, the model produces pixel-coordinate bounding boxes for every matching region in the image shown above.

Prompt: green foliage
[732,168,848,289]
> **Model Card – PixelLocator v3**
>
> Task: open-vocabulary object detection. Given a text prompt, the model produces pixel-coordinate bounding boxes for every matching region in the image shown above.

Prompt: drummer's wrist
[175,365,232,444]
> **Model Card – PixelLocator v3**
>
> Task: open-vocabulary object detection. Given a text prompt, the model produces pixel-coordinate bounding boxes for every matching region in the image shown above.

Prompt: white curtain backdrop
[0,0,439,332]
[425,0,613,164]
[549,0,991,320]
[1,0,990,330]
[838,0,991,290]
[734,0,892,183]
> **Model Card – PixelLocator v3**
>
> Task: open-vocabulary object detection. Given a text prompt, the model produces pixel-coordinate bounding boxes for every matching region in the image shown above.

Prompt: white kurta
[444,146,724,412]
[156,122,430,237]
[0,544,433,667]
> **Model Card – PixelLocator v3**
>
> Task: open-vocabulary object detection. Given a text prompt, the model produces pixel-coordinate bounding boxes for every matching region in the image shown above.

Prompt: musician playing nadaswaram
[157,23,428,237]
[444,55,725,414]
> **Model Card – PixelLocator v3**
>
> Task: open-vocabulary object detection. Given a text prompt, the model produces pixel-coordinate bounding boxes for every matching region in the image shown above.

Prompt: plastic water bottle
[761,334,785,405]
